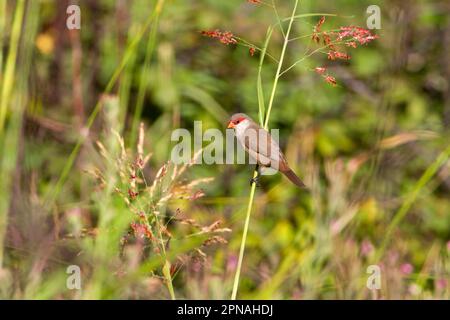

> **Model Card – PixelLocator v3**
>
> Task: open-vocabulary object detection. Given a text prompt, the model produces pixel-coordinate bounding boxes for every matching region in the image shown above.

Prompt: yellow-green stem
[130,0,165,147]
[230,0,299,300]
[231,169,258,300]
[0,0,26,269]
[155,214,176,300]
[0,0,6,86]
[0,0,25,134]
[264,0,298,130]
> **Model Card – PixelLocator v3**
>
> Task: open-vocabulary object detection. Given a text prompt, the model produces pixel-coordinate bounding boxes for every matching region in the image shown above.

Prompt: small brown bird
[227,113,306,188]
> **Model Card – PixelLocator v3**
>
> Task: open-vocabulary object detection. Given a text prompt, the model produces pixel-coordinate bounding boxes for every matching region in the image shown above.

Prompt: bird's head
[227,113,250,129]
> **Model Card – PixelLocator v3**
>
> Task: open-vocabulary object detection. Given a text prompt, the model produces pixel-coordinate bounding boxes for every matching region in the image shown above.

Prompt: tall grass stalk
[130,0,165,147]
[118,25,139,132]
[157,217,176,300]
[0,0,25,134]
[231,0,299,300]
[82,96,133,299]
[0,0,26,269]
[0,0,6,88]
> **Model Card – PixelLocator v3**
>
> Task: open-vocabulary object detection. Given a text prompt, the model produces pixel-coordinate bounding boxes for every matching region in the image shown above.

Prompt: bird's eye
[235,120,240,124]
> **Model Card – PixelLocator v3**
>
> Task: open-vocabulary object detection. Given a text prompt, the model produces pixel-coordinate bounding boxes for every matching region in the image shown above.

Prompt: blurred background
[0,0,449,299]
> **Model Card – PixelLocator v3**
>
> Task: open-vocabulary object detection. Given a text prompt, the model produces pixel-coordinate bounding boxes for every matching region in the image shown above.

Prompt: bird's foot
[250,176,261,187]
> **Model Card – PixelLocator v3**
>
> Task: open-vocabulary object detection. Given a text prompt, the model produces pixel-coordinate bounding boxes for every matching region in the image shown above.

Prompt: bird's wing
[240,124,286,169]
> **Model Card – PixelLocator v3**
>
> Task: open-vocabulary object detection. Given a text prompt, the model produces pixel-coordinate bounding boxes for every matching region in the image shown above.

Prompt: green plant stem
[257,26,273,126]
[155,213,176,300]
[0,0,25,134]
[130,0,165,147]
[0,0,6,86]
[230,0,299,300]
[0,0,26,269]
[271,0,285,38]
[264,0,298,130]
[231,169,258,300]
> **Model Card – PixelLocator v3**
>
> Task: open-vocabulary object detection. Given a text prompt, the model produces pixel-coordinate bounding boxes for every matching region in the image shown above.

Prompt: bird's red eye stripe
[235,117,246,123]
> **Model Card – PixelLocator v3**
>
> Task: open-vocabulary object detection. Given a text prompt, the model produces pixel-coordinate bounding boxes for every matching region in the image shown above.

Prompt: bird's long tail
[282,169,307,189]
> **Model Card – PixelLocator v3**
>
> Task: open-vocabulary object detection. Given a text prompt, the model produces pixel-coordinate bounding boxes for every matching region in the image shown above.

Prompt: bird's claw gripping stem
[250,165,261,187]
[250,176,261,187]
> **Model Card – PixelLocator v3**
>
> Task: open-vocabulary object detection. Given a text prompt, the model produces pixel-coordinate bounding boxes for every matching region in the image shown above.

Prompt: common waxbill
[227,113,306,188]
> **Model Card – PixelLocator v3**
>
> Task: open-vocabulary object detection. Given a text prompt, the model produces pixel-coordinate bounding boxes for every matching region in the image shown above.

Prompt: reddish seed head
[220,31,237,45]
[201,29,237,45]
[131,222,154,240]
[322,32,332,45]
[128,189,138,200]
[315,16,326,33]
[249,47,256,56]
[338,26,378,45]
[314,68,337,87]
[201,30,218,37]
[315,67,327,75]
[308,21,377,89]
[312,33,320,44]
[312,16,326,43]
[328,51,351,60]
[324,75,337,86]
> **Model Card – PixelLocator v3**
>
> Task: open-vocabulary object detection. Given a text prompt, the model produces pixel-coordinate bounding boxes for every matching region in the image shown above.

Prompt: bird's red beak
[227,121,235,129]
